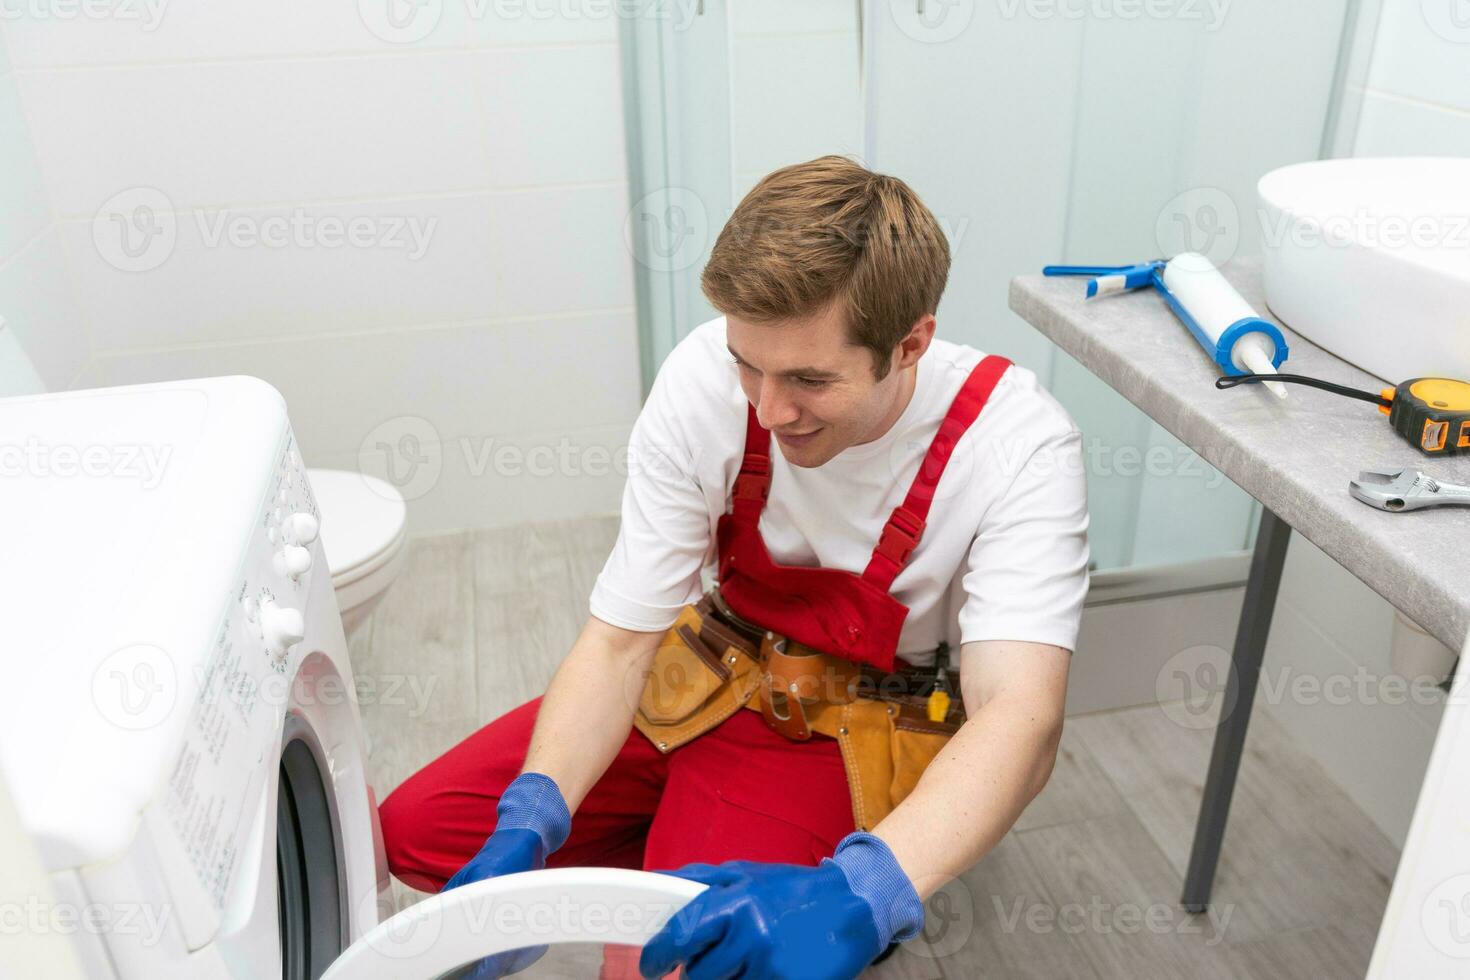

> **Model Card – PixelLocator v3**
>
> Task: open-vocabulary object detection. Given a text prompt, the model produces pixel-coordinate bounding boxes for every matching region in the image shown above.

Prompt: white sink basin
[1258,157,1470,384]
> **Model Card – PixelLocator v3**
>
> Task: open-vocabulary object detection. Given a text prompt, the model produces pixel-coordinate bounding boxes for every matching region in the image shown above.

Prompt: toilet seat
[307,469,408,583]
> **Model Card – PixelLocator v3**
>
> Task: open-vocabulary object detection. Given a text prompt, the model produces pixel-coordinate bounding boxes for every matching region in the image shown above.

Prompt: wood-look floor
[350,518,1394,979]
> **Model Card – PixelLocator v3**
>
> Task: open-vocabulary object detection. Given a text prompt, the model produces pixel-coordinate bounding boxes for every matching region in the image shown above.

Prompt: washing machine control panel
[239,440,322,671]
[161,429,334,928]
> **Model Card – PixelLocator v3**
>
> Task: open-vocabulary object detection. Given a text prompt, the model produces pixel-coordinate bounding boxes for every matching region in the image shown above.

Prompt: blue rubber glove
[441,772,572,979]
[639,831,924,980]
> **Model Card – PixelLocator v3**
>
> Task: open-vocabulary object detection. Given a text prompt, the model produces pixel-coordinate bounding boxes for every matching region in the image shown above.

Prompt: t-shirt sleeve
[587,349,715,633]
[957,424,1090,651]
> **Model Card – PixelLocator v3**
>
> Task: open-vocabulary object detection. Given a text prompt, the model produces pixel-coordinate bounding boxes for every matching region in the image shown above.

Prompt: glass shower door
[625,0,1359,579]
[864,0,1356,573]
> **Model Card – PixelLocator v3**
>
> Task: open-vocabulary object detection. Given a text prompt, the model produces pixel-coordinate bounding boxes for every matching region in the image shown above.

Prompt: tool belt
[632,589,965,831]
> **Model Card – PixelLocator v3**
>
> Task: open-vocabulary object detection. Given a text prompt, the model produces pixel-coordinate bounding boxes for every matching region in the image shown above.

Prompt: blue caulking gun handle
[1043,260,1166,298]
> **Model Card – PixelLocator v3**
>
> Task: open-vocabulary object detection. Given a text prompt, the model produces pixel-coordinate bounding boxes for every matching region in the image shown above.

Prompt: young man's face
[725,302,933,468]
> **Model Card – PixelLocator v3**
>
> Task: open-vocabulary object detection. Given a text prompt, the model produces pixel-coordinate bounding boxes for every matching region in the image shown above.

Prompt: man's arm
[519,614,664,813]
[873,638,1071,900]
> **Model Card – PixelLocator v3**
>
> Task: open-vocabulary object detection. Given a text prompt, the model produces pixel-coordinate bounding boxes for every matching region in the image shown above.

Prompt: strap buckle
[875,506,926,566]
[732,453,771,504]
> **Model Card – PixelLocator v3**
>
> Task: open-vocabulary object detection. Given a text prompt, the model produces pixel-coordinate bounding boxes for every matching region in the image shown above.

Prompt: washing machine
[0,377,388,978]
[0,376,708,980]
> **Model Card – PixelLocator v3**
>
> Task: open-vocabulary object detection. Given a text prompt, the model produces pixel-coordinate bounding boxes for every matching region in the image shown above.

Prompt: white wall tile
[0,0,622,70]
[0,325,47,396]
[89,310,642,455]
[63,184,636,350]
[0,74,51,264]
[0,22,11,74]
[19,54,495,216]
[730,32,861,177]
[0,1,470,69]
[1354,91,1470,156]
[474,43,626,186]
[1366,0,1470,113]
[0,228,89,389]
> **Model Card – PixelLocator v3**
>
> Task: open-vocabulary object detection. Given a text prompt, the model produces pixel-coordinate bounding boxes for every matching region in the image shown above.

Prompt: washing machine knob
[283,512,319,546]
[260,599,305,656]
[274,544,313,579]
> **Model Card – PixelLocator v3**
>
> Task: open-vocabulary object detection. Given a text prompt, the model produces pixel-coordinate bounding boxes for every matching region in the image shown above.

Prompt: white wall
[0,30,89,397]
[1353,0,1470,155]
[1256,0,1470,846]
[0,5,645,534]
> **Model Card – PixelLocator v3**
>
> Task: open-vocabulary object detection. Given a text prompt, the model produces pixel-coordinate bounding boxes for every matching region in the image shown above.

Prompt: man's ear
[896,314,936,369]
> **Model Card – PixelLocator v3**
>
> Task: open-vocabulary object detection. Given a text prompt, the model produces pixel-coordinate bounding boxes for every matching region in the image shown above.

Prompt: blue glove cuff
[828,831,925,945]
[496,772,572,856]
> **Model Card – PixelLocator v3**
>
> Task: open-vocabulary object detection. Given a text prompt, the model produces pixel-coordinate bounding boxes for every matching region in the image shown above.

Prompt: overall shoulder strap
[730,403,772,521]
[863,355,1013,591]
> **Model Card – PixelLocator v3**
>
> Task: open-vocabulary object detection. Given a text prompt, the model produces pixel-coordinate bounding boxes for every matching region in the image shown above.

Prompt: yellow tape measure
[1219,373,1470,457]
[1379,378,1470,456]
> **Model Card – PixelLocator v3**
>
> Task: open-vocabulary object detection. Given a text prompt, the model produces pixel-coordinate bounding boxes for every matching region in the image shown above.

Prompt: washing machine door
[323,868,706,980]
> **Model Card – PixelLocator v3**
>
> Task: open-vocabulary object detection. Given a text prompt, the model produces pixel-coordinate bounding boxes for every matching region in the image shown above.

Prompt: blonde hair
[700,155,951,380]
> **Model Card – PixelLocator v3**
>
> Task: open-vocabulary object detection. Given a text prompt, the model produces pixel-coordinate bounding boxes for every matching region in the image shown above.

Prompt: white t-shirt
[588,317,1090,665]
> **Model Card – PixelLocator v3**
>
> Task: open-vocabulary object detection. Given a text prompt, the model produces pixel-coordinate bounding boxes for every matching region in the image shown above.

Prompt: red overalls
[377,356,1010,974]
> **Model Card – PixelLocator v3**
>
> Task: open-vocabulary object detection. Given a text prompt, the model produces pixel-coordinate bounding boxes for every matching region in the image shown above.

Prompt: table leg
[1181,506,1292,913]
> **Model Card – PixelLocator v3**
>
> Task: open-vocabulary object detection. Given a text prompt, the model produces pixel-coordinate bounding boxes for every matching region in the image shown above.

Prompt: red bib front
[715,355,1012,672]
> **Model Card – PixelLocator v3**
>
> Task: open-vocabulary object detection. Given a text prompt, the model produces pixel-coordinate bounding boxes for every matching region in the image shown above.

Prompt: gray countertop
[1009,258,1470,651]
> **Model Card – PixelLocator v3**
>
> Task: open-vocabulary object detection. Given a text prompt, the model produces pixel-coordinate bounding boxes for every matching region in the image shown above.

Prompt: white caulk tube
[1160,253,1290,398]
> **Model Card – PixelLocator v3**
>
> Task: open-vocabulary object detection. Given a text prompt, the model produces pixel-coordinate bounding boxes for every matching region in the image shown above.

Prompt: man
[379,156,1090,978]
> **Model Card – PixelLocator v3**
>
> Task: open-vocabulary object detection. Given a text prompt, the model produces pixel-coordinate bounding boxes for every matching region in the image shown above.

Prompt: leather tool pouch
[632,592,764,752]
[631,589,966,832]
[831,663,965,830]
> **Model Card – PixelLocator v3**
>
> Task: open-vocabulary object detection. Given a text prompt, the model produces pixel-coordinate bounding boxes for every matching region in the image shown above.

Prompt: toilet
[308,468,408,636]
